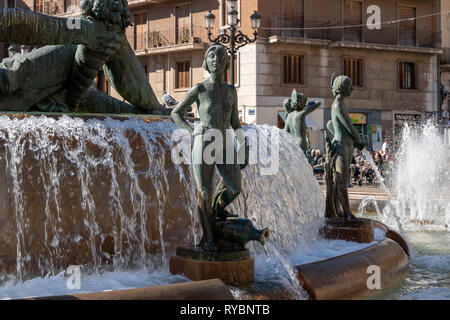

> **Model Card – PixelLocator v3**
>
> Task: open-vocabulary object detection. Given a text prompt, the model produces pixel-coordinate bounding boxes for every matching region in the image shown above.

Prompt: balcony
[270,18,439,49]
[126,25,206,54]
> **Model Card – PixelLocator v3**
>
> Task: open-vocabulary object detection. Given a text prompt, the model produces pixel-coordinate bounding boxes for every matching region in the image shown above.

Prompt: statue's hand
[307,100,321,108]
[84,19,123,57]
[239,137,250,170]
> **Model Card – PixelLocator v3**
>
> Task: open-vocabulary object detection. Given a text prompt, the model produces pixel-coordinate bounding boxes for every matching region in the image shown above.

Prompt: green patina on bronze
[284,89,321,164]
[325,73,365,220]
[0,4,162,114]
[171,45,269,253]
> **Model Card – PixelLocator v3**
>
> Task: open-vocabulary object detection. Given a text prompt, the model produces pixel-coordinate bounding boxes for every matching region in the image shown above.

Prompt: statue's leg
[335,154,355,219]
[192,134,216,251]
[213,162,242,219]
[78,87,138,113]
[0,45,74,110]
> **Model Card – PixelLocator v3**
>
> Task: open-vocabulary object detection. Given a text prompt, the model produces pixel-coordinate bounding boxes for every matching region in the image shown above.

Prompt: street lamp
[250,10,262,30]
[205,11,215,30]
[205,5,261,86]
[227,0,237,9]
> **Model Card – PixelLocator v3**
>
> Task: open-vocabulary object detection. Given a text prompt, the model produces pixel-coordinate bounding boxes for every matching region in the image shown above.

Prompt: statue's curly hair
[202,45,230,74]
[332,75,352,97]
[80,0,132,30]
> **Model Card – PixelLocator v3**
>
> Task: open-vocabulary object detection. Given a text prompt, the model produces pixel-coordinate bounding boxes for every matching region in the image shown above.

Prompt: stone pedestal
[170,247,254,286]
[319,218,374,243]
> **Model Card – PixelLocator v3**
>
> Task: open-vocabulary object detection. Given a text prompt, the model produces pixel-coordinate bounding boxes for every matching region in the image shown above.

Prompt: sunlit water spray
[372,122,449,231]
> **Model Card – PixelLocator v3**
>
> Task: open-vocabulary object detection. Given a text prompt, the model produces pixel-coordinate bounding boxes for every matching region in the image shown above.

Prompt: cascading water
[0,115,324,299]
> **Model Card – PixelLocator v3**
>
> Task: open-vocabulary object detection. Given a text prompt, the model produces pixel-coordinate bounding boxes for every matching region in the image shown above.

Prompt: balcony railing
[270,17,438,48]
[126,26,205,51]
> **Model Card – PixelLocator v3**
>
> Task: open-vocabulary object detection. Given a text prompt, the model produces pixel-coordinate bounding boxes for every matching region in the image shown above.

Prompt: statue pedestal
[320,218,374,243]
[170,247,254,286]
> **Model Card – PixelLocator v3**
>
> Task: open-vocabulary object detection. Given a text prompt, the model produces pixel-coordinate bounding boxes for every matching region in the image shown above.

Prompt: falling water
[0,116,324,296]
[361,149,389,193]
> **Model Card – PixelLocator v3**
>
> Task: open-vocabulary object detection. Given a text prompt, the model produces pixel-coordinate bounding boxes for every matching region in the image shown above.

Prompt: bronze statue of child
[284,89,321,163]
[171,45,268,251]
[325,74,365,219]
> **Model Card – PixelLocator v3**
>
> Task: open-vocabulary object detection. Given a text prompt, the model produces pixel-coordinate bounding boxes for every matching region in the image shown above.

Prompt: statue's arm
[304,101,321,115]
[0,9,120,51]
[335,101,363,143]
[171,86,198,135]
[283,99,292,132]
[283,98,292,114]
[104,38,162,113]
[285,123,290,133]
[230,87,245,147]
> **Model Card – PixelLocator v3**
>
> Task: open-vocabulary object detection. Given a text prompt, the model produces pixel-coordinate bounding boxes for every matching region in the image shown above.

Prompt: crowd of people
[310,139,394,187]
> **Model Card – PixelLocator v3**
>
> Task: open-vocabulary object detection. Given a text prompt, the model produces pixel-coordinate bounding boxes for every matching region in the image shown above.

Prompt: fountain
[0,6,416,300]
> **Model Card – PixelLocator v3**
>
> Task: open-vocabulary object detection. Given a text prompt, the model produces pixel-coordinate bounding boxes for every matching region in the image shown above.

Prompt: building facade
[0,0,445,151]
[440,0,450,125]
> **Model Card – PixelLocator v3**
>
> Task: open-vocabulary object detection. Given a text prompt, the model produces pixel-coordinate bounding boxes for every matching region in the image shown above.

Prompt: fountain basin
[28,279,233,300]
[0,112,410,299]
[24,220,409,300]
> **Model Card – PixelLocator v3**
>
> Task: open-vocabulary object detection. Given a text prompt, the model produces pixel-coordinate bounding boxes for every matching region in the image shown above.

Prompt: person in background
[374,150,384,175]
[382,138,390,153]
[312,150,325,175]
[383,148,391,161]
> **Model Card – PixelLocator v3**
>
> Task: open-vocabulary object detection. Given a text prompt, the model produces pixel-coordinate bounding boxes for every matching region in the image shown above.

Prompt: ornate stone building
[1,0,445,150]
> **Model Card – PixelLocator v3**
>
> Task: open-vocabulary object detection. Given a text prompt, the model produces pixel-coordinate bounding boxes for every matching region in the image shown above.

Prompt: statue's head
[202,45,229,75]
[331,73,353,97]
[81,0,132,30]
[290,89,307,111]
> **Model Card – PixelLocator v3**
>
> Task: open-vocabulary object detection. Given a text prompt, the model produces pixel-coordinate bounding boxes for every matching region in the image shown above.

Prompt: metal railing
[270,17,438,48]
[126,26,205,51]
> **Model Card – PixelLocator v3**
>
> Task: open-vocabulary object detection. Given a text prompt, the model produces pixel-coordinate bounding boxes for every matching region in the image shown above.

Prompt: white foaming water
[381,122,450,231]
[0,269,189,300]
[0,116,325,299]
[290,227,386,266]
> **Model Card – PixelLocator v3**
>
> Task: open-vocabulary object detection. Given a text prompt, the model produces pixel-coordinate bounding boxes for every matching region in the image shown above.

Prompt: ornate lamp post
[205,1,261,86]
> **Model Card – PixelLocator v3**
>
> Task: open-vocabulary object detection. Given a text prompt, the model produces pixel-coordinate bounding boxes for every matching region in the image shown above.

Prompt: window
[282,0,304,38]
[283,54,303,85]
[223,54,238,85]
[176,60,190,89]
[64,0,81,12]
[175,4,190,44]
[96,71,109,95]
[133,13,147,50]
[399,6,416,46]
[343,58,363,87]
[7,0,15,8]
[399,62,416,90]
[35,0,44,12]
[343,0,362,42]
[221,0,227,26]
[35,0,56,14]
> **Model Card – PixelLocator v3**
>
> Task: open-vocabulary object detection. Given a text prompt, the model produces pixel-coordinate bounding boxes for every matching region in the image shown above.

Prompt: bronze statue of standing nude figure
[283,89,321,164]
[171,45,269,255]
[324,74,365,220]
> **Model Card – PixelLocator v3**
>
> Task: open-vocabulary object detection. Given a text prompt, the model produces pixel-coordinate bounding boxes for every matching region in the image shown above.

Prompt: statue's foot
[346,212,358,221]
[199,239,218,252]
[217,210,238,220]
[258,228,270,245]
